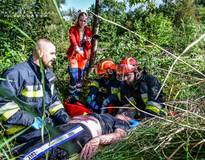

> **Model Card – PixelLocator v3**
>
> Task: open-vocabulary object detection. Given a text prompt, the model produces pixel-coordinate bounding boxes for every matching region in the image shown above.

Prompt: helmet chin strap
[132,71,140,86]
[134,72,138,81]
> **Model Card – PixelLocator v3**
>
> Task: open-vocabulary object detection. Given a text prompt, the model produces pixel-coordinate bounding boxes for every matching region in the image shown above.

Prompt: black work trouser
[14,123,92,160]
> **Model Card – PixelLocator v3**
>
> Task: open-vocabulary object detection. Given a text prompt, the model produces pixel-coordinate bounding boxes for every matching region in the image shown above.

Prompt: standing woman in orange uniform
[66,11,92,102]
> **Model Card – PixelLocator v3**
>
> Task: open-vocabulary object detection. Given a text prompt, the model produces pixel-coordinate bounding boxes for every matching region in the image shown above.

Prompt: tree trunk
[87,0,100,76]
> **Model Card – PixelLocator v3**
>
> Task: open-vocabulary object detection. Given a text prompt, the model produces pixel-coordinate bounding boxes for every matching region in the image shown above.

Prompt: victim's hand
[80,137,100,160]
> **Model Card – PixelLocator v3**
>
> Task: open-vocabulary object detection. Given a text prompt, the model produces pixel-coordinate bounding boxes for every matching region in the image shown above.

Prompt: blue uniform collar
[27,55,47,80]
[28,56,41,72]
[28,55,55,83]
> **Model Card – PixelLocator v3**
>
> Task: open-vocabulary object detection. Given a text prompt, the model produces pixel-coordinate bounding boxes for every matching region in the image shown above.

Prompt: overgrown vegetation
[1,0,205,159]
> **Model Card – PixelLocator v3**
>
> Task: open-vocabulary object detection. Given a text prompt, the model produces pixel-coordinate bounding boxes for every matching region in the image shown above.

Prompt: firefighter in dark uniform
[86,58,122,114]
[116,57,167,118]
[0,39,70,159]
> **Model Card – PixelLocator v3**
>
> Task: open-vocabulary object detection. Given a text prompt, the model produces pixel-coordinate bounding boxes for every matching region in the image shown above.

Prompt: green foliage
[0,0,56,74]
[171,19,205,52]
[134,13,173,46]
[99,0,127,42]
[1,0,205,159]
[0,42,27,73]
[174,0,197,26]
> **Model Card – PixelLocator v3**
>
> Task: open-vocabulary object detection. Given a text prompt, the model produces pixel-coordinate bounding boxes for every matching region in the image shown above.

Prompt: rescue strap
[22,125,84,160]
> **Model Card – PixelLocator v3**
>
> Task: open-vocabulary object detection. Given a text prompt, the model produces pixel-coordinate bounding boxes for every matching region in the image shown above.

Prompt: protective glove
[128,119,140,128]
[31,117,43,130]
[75,46,84,54]
[87,94,96,105]
[101,98,111,114]
[90,101,99,110]
[102,98,110,108]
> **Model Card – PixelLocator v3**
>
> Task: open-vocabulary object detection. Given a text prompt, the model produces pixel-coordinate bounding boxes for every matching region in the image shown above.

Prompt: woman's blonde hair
[75,11,88,26]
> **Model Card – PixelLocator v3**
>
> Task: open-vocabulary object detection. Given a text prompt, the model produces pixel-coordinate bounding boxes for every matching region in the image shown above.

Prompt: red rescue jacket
[64,100,92,117]
[67,25,92,69]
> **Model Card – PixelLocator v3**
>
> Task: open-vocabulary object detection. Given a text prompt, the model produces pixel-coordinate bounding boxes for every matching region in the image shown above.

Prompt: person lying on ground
[21,112,139,160]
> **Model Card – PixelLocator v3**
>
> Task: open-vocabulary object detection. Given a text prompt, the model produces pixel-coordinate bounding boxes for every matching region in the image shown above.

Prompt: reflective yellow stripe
[21,85,43,97]
[160,109,167,116]
[142,98,148,103]
[90,81,99,88]
[111,87,120,95]
[117,92,121,101]
[146,105,160,114]
[49,104,64,115]
[146,101,167,115]
[147,101,162,109]
[0,102,20,121]
[2,108,20,121]
[141,93,148,103]
[6,125,25,135]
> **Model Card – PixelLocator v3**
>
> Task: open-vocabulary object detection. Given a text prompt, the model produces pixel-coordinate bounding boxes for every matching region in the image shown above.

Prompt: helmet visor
[116,64,137,81]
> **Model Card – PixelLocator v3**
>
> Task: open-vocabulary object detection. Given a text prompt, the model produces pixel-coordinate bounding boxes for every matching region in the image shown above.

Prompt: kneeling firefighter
[86,58,122,114]
[116,57,167,118]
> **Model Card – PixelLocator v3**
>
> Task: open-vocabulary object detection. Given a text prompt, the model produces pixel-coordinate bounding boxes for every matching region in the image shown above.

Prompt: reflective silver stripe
[49,101,61,108]
[48,76,55,82]
[51,84,54,96]
[0,101,20,121]
[147,101,162,109]
[22,126,84,160]
[0,101,19,115]
[69,89,76,94]
[141,93,148,99]
[21,85,43,97]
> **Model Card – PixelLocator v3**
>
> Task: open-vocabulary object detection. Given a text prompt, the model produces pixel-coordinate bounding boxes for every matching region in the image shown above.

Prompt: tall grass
[1,1,205,160]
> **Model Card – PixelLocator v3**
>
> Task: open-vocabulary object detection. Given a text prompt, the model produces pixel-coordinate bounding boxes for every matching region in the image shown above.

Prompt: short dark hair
[32,38,54,55]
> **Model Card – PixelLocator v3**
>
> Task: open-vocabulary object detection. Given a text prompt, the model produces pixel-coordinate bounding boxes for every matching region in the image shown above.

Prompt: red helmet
[117,57,138,75]
[96,58,116,75]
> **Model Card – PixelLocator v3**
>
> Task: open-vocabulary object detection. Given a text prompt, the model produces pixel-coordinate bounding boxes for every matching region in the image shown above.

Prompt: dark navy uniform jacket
[119,71,166,117]
[87,73,122,112]
[0,56,69,136]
